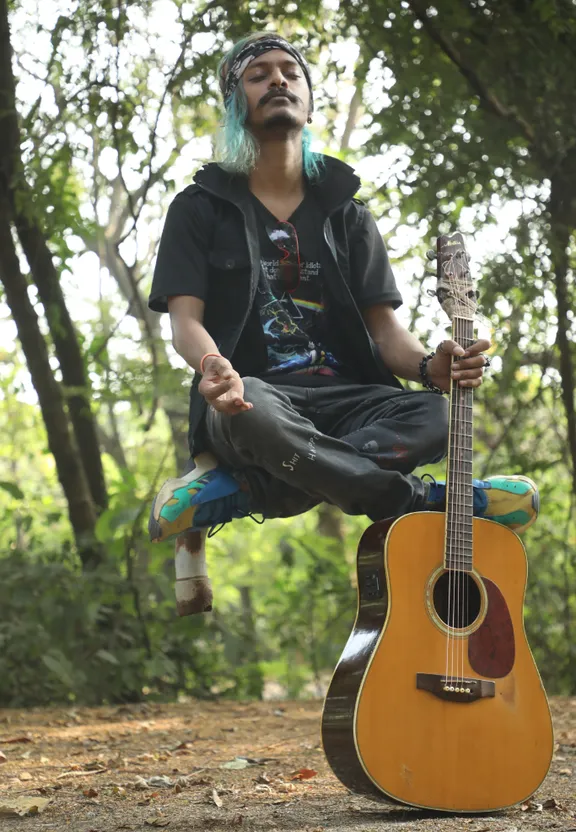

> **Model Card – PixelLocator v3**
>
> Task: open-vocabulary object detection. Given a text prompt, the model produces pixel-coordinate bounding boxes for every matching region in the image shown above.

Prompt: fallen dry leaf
[559,767,572,775]
[0,796,51,817]
[521,800,543,812]
[0,750,6,764]
[290,768,318,781]
[57,768,107,779]
[171,741,191,751]
[83,788,99,798]
[144,819,170,828]
[221,757,251,770]
[19,771,33,781]
[542,797,560,809]
[0,736,33,744]
[147,776,174,789]
[211,789,223,808]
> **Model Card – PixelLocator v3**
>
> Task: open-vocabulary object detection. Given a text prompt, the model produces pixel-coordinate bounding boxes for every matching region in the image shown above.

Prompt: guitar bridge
[416,673,495,703]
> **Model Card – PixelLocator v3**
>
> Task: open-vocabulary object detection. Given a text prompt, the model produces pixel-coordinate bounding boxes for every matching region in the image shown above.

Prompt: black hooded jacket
[149,154,404,455]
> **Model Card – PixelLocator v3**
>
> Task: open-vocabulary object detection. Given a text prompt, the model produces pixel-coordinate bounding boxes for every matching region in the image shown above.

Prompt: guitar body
[322,512,553,812]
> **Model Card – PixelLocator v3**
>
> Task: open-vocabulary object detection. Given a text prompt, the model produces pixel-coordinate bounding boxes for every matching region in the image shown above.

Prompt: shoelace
[200,492,265,539]
[207,513,264,538]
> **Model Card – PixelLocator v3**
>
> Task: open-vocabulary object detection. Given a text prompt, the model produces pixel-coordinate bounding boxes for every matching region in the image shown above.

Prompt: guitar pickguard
[468,577,515,678]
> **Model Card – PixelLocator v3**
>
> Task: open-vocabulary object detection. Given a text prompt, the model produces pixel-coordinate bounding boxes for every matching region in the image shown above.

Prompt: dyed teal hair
[215,34,324,179]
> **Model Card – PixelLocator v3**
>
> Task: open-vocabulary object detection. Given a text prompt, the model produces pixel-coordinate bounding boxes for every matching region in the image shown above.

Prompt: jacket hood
[192,154,361,216]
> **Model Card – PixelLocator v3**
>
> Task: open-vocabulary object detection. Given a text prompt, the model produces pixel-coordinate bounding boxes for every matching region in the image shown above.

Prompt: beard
[261,109,301,131]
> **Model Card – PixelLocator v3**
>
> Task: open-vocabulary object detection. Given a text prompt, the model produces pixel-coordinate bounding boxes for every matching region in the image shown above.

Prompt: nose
[268,66,288,89]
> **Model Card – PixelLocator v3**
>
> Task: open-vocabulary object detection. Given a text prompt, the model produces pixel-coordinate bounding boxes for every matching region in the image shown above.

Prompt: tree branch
[406,1,535,145]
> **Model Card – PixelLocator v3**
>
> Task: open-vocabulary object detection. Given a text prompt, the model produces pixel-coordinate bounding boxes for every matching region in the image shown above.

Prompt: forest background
[0,0,574,708]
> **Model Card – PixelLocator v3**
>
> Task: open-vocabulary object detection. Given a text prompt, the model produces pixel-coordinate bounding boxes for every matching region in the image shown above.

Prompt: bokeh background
[0,0,574,706]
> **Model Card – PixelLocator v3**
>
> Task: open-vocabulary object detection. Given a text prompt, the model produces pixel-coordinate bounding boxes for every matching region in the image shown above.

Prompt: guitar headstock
[435,233,477,322]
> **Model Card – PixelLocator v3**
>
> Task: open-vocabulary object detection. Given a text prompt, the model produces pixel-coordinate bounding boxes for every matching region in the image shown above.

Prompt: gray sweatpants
[204,376,449,521]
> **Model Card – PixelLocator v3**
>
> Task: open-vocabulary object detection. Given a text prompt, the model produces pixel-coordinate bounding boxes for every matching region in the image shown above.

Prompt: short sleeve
[348,204,403,311]
[148,189,215,314]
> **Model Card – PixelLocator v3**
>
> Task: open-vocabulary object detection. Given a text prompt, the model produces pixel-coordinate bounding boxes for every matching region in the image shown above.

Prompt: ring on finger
[480,354,492,369]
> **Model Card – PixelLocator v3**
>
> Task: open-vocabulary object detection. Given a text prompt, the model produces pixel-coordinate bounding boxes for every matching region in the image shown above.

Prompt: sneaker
[425,475,539,534]
[148,452,252,543]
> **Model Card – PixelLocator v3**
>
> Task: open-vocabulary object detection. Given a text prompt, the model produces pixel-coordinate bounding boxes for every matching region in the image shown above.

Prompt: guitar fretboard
[445,316,475,571]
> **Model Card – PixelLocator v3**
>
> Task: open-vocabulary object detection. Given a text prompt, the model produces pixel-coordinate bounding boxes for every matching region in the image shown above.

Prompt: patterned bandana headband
[221,36,314,112]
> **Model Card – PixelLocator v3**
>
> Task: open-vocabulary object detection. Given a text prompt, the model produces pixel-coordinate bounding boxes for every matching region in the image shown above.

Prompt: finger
[438,339,465,357]
[458,376,483,388]
[204,379,235,399]
[207,368,235,382]
[213,399,253,414]
[463,339,491,357]
[452,367,484,380]
[454,355,487,371]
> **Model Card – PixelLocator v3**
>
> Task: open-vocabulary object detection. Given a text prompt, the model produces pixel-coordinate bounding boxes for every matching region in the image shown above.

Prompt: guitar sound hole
[433,571,481,629]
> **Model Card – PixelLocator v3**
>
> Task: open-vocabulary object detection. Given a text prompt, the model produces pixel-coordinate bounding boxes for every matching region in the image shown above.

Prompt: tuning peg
[426,249,437,261]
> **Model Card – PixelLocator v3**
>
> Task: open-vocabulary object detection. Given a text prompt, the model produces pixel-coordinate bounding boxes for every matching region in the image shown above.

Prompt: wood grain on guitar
[321,233,554,813]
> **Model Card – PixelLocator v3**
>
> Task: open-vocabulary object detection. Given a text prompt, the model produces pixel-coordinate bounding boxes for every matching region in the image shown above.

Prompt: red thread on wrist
[200,353,222,374]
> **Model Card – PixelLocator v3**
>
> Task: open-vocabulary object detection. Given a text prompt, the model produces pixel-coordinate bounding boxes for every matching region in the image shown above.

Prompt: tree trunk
[15,216,108,512]
[0,197,101,568]
[317,504,344,542]
[86,230,189,471]
[0,0,107,513]
[548,173,576,497]
[239,585,264,700]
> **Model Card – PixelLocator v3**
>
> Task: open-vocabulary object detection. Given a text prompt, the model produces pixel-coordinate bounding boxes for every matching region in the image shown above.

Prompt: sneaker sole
[149,452,219,543]
[485,474,539,534]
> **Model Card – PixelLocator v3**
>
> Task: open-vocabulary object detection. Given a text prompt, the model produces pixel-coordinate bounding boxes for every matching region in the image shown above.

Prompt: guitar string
[450,258,461,689]
[455,280,464,688]
[455,290,469,688]
[461,246,475,690]
[446,255,458,687]
[450,250,476,690]
[443,253,453,687]
[445,254,476,690]
[444,255,456,688]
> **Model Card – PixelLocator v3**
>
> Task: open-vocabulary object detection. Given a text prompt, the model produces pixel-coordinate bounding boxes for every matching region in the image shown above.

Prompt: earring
[307,116,312,124]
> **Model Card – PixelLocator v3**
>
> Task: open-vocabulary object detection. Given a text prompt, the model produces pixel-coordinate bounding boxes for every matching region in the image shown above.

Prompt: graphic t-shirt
[251,192,342,377]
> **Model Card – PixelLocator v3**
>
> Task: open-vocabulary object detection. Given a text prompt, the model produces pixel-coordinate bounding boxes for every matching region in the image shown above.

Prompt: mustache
[257,88,300,108]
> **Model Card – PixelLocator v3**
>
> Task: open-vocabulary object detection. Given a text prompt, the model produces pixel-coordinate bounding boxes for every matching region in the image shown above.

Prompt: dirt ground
[0,697,575,832]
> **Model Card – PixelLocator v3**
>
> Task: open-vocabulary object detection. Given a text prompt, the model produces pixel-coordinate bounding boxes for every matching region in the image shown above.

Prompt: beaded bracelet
[418,352,446,395]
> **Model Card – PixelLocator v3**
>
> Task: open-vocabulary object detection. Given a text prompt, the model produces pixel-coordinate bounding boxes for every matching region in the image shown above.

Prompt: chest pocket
[204,248,252,351]
[208,250,250,272]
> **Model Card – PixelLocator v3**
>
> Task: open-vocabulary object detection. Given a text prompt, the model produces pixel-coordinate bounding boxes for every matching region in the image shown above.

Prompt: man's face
[241,49,310,133]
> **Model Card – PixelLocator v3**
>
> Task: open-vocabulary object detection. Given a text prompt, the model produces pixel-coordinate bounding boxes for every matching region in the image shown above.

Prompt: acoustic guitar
[321,233,553,812]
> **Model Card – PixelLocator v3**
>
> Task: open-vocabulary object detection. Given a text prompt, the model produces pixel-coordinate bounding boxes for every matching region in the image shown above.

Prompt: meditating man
[147,33,538,543]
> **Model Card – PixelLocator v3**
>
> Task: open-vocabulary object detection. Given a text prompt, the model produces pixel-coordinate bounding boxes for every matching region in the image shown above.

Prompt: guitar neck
[445,316,475,572]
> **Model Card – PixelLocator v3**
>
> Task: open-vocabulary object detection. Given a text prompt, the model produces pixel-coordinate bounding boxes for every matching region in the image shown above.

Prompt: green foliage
[1,0,575,706]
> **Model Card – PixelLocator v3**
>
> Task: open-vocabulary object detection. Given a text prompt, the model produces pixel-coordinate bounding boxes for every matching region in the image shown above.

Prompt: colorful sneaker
[148,452,252,543]
[425,475,539,534]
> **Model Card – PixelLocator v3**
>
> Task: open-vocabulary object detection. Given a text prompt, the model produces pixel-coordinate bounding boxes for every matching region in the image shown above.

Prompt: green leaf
[0,481,24,500]
[95,649,120,665]
[41,651,76,690]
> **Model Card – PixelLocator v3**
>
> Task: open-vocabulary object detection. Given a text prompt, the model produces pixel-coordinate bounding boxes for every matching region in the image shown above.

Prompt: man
[147,33,538,544]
